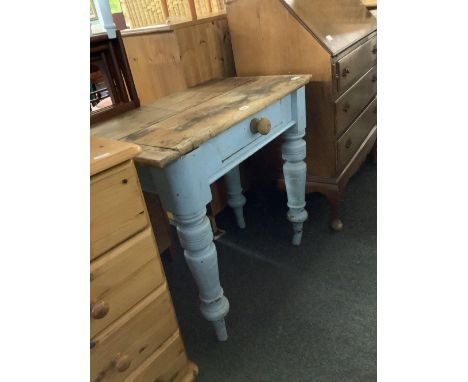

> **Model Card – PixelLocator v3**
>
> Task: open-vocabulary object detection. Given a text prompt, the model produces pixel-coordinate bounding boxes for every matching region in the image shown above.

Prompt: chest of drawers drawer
[335,66,377,137]
[337,97,377,171]
[91,285,178,382]
[335,36,377,93]
[90,227,165,337]
[91,160,149,260]
[123,331,192,382]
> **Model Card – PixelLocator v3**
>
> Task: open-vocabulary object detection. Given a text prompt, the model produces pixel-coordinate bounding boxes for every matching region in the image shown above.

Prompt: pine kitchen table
[91,75,311,341]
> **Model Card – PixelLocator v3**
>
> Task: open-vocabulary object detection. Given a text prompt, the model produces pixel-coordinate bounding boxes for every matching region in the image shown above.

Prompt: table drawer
[216,97,285,163]
[91,160,149,260]
[337,98,377,171]
[336,36,377,92]
[335,66,377,137]
[123,331,190,382]
[91,284,178,382]
[90,228,165,337]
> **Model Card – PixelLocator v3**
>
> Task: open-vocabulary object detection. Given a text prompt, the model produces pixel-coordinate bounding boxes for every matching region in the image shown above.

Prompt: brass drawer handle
[91,300,109,320]
[342,68,350,77]
[345,139,352,149]
[250,117,271,135]
[371,75,377,83]
[343,102,350,113]
[113,353,132,372]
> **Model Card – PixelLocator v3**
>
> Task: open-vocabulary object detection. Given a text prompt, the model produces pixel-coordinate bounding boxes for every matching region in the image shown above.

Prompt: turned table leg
[173,208,230,341]
[146,157,230,341]
[224,165,246,229]
[282,127,308,246]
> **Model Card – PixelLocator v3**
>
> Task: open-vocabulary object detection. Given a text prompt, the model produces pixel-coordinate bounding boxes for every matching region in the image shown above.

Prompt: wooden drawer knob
[343,102,350,113]
[113,353,131,372]
[345,139,352,149]
[250,118,271,135]
[342,68,350,77]
[91,300,109,319]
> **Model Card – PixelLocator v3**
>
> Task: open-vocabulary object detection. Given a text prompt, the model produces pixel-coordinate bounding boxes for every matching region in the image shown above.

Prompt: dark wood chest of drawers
[227,0,377,230]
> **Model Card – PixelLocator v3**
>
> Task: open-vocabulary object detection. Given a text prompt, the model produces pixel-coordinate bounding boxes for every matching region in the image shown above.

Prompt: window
[90,0,226,33]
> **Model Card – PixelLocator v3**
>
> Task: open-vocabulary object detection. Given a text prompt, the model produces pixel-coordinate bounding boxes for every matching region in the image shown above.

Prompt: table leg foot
[224,165,247,229]
[291,222,304,246]
[213,318,228,342]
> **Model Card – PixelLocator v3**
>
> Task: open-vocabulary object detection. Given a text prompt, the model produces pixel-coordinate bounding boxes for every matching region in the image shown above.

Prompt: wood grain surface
[122,17,235,105]
[91,137,141,176]
[90,161,149,259]
[91,75,311,168]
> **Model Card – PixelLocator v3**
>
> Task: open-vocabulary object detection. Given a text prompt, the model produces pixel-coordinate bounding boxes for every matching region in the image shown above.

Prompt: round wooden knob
[343,102,350,113]
[113,353,131,372]
[345,139,352,149]
[91,300,109,319]
[250,118,271,135]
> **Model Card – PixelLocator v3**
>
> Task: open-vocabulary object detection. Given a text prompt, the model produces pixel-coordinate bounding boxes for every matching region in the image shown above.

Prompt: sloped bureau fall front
[227,0,377,230]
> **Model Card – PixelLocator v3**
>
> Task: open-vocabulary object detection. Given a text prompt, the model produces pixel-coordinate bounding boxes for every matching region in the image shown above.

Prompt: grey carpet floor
[162,161,376,382]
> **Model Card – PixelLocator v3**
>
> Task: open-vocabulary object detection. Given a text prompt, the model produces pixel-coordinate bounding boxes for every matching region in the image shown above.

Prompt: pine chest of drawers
[227,0,377,230]
[90,137,197,382]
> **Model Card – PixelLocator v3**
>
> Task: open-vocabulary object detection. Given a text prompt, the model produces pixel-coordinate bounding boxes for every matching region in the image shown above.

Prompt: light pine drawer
[337,98,377,171]
[91,160,149,260]
[336,36,377,92]
[91,285,178,382]
[90,227,165,337]
[123,331,193,382]
[335,66,377,137]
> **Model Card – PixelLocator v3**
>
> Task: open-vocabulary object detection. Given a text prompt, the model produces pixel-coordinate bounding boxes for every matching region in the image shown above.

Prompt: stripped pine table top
[91,75,311,168]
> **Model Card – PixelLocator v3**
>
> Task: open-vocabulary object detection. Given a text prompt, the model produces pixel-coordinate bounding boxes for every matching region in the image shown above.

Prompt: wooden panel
[337,98,376,171]
[175,18,235,87]
[335,65,377,137]
[91,137,141,176]
[122,17,235,105]
[122,31,187,105]
[91,161,149,259]
[336,36,377,92]
[91,285,178,382]
[226,0,337,178]
[90,228,164,337]
[122,331,195,382]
